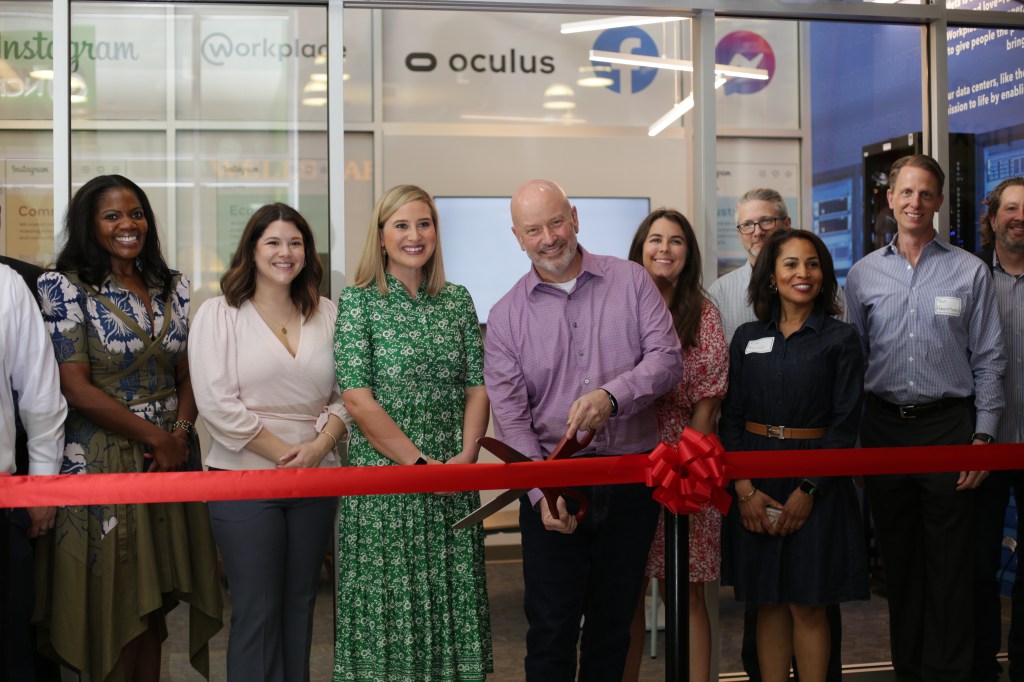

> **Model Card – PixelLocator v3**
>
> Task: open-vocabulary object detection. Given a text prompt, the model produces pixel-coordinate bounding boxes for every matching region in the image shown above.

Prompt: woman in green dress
[35,174,222,681]
[333,184,492,681]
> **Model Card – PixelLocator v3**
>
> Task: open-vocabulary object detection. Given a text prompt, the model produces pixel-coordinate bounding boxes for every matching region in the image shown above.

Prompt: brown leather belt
[745,421,827,440]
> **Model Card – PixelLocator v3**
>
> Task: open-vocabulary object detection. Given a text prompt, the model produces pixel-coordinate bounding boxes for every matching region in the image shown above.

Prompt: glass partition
[0,1,54,265]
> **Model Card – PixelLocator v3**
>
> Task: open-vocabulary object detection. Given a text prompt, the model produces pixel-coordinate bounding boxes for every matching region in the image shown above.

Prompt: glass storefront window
[948,23,1024,249]
[64,3,330,301]
[381,10,686,128]
[0,2,54,266]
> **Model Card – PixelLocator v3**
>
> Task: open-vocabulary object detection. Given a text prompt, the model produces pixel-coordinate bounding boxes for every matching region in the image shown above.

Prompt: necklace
[252,299,297,336]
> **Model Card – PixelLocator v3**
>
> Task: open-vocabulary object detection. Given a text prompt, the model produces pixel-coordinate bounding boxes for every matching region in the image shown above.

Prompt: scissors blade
[453,487,527,529]
[477,436,533,464]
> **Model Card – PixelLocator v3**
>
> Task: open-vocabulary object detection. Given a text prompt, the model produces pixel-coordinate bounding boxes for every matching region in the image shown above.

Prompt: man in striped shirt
[972,176,1024,682]
[845,154,1005,681]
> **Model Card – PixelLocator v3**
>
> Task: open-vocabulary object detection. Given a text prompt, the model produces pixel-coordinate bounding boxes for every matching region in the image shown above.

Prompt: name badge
[934,296,962,317]
[745,337,775,354]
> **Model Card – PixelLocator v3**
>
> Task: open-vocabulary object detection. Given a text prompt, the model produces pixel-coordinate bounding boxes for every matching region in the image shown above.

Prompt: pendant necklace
[253,299,296,336]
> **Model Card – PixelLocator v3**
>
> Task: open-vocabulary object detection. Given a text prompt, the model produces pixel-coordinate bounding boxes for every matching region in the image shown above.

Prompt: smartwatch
[972,432,995,444]
[798,479,818,497]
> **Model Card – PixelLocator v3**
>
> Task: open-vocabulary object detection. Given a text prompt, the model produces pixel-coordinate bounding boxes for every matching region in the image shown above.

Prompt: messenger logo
[715,31,775,96]
[592,27,658,94]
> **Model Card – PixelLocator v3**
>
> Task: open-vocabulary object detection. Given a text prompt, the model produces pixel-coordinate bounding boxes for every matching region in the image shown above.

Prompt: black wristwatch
[602,389,619,417]
[798,479,818,497]
[972,432,995,444]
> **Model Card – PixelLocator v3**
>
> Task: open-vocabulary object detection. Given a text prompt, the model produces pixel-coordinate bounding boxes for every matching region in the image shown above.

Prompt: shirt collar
[884,234,951,258]
[767,303,826,335]
[385,271,428,299]
[525,243,600,293]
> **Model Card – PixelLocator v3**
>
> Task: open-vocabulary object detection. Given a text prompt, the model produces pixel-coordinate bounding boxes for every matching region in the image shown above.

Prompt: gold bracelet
[738,487,757,503]
[172,419,195,435]
[320,430,338,448]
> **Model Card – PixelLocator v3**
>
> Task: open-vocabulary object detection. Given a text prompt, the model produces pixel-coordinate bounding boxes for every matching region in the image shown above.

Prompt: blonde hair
[354,184,447,296]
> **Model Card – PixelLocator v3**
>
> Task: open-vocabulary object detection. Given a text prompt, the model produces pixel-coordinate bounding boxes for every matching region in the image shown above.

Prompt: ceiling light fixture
[589,49,769,80]
[648,76,727,137]
[576,65,615,88]
[561,16,685,35]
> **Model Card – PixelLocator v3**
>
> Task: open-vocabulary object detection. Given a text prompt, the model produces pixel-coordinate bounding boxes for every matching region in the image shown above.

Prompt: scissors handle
[542,487,590,523]
[548,429,596,461]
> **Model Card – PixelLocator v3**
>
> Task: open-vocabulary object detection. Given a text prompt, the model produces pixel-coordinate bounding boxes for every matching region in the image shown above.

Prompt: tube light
[561,16,685,35]
[647,76,727,137]
[589,50,769,81]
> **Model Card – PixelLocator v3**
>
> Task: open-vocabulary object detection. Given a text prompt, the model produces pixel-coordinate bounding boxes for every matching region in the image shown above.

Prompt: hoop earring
[769,279,778,293]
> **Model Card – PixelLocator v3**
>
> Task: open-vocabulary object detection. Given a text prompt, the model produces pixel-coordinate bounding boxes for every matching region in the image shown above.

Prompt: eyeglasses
[736,217,783,235]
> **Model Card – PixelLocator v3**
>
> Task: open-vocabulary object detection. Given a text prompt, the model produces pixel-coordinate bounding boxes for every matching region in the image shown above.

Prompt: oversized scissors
[453,430,595,530]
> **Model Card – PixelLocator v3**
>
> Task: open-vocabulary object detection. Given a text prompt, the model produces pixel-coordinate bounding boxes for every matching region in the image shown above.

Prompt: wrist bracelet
[172,419,195,435]
[738,487,757,503]
[319,430,338,448]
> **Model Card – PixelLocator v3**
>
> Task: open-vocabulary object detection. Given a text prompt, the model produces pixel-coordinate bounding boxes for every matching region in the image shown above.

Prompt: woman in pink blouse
[189,203,351,682]
[623,208,729,682]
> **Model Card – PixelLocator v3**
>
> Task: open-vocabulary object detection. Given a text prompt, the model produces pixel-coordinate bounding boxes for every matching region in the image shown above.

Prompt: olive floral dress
[333,274,492,682]
[34,271,222,682]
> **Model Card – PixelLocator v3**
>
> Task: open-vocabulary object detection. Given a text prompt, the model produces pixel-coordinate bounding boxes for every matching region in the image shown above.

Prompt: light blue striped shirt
[990,251,1023,444]
[845,237,1005,436]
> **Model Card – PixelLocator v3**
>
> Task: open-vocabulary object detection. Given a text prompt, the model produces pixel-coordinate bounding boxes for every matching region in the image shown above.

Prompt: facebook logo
[592,27,659,94]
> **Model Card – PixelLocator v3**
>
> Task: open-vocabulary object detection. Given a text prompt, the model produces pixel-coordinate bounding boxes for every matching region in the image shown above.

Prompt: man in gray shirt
[846,154,1005,681]
[972,176,1024,682]
[707,188,791,342]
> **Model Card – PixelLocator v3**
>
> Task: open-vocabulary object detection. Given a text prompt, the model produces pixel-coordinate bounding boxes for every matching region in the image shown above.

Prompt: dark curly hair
[748,229,843,322]
[628,208,706,348]
[220,203,324,317]
[979,176,1024,251]
[54,174,172,295]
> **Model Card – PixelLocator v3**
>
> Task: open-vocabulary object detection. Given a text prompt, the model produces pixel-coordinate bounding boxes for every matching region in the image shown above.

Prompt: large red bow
[645,427,732,516]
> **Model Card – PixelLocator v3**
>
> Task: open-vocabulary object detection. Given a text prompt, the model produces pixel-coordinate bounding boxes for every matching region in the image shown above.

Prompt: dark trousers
[973,470,1024,682]
[208,496,337,682]
[520,482,659,682]
[863,398,976,682]
[740,602,844,681]
[2,508,60,682]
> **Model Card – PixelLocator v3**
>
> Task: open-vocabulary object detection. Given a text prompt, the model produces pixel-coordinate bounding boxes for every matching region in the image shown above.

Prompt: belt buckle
[766,425,786,439]
[898,405,917,419]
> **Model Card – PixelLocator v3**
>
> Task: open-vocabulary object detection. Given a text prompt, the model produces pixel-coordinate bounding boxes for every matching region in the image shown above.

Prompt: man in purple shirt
[485,179,683,680]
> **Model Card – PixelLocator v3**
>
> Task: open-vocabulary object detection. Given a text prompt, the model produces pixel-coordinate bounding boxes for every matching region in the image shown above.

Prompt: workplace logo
[200,32,327,66]
[715,31,775,96]
[591,27,659,94]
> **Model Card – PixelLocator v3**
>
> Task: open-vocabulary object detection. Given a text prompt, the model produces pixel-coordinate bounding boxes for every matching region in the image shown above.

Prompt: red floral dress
[645,300,729,582]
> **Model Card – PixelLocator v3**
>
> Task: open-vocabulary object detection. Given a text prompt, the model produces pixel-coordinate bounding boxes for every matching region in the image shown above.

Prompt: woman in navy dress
[721,229,867,682]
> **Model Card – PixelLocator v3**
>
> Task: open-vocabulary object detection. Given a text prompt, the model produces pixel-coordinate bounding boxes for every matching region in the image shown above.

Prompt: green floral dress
[333,275,492,682]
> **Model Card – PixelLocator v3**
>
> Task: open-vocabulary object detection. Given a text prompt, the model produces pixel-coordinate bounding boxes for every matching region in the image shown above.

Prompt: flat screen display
[436,196,652,323]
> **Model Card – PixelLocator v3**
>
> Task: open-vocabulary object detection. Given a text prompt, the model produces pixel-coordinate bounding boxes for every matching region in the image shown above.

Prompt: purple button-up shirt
[484,246,683,505]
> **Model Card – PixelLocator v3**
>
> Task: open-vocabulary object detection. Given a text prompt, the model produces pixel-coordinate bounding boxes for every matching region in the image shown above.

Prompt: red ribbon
[2,442,1023,509]
[645,428,732,516]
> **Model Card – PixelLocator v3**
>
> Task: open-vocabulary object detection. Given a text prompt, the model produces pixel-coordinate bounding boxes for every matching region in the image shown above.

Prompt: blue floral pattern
[34,270,223,682]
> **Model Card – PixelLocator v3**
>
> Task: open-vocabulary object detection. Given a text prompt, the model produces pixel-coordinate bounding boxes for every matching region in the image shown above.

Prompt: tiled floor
[156,557,1015,681]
